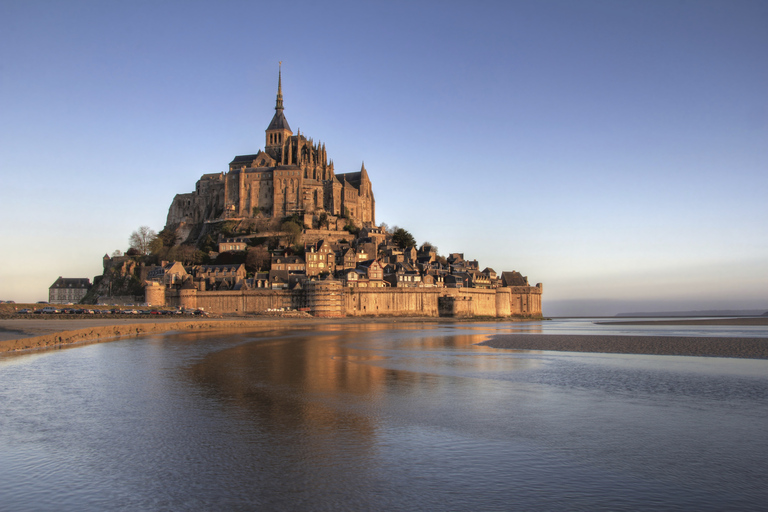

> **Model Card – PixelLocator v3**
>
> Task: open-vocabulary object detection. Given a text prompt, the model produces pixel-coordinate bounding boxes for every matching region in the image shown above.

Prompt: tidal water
[1,320,767,511]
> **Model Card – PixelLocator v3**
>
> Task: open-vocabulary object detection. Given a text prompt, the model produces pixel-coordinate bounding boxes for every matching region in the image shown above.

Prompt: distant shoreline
[481,333,768,359]
[597,317,768,326]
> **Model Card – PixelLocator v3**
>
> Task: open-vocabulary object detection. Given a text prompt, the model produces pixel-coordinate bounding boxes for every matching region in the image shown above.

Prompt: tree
[420,241,438,254]
[343,220,359,236]
[246,246,271,272]
[317,212,329,229]
[220,221,238,237]
[392,228,416,250]
[148,236,165,256]
[176,245,205,265]
[129,226,157,255]
[200,234,217,253]
[157,227,179,248]
[280,220,302,246]
[215,251,246,265]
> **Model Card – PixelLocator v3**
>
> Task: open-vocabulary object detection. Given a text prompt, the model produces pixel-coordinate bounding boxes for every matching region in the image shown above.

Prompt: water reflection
[1,322,767,511]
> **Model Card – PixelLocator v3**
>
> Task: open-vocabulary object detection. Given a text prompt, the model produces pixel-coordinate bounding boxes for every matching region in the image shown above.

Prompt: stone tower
[265,63,293,163]
[165,64,377,232]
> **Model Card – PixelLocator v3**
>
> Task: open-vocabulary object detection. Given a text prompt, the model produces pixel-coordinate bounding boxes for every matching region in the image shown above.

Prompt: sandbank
[0,315,474,354]
[480,334,768,359]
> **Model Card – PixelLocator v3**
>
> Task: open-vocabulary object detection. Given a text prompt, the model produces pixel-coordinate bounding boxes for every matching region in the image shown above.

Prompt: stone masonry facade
[147,66,543,318]
[166,65,374,234]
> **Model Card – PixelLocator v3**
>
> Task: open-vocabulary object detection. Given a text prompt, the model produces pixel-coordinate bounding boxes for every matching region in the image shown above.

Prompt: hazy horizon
[1,1,766,315]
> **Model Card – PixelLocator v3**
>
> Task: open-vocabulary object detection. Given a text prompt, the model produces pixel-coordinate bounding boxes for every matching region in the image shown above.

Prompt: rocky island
[71,66,544,319]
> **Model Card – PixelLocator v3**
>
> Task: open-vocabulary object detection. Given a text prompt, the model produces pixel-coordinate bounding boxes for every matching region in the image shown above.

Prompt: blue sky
[1,0,766,315]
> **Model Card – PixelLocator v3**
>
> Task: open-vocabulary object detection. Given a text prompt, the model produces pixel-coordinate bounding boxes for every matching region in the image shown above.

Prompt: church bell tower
[265,63,293,163]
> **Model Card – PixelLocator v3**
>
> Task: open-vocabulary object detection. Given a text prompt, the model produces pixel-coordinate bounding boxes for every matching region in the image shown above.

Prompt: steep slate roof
[267,110,291,132]
[337,171,361,190]
[269,269,290,283]
[501,271,529,287]
[49,277,90,289]
[229,154,260,166]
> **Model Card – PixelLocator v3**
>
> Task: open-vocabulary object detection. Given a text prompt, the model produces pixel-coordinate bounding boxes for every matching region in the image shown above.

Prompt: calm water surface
[1,320,767,511]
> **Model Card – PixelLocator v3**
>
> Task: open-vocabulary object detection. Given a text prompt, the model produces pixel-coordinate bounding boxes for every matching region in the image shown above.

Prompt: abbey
[166,66,375,231]
[139,67,543,318]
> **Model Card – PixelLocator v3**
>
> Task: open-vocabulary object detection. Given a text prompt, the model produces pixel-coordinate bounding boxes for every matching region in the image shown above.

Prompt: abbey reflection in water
[2,323,767,511]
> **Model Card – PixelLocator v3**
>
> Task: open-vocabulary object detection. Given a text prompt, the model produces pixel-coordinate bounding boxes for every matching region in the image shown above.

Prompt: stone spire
[266,62,292,139]
[275,61,284,112]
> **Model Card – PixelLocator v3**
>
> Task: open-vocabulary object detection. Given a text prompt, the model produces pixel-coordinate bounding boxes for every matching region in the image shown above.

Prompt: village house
[305,240,335,277]
[49,277,91,304]
[384,262,423,288]
[349,260,387,288]
[194,264,247,291]
[271,254,305,272]
[501,271,530,287]
[146,261,188,285]
[218,236,249,253]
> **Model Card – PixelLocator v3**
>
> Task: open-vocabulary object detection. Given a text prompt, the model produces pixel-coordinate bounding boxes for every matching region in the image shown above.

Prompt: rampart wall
[156,284,543,318]
[345,288,441,317]
[167,289,297,314]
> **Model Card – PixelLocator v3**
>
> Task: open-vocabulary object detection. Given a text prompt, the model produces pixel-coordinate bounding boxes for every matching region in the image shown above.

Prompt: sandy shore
[0,315,453,354]
[0,318,305,353]
[4,316,766,358]
[480,334,768,359]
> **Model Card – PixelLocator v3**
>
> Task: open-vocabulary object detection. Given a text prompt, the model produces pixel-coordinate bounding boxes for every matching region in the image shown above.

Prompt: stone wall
[306,281,344,317]
[145,282,166,307]
[153,284,543,318]
[507,284,543,316]
[440,288,499,317]
[345,288,441,317]
[302,229,354,245]
[438,296,472,317]
[166,289,295,314]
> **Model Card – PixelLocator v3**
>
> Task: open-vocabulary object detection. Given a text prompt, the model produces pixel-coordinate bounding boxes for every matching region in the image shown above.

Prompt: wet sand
[4,316,767,358]
[0,318,297,353]
[0,315,452,354]
[481,334,768,359]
